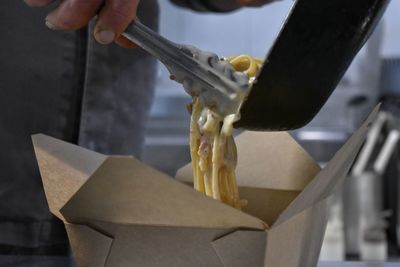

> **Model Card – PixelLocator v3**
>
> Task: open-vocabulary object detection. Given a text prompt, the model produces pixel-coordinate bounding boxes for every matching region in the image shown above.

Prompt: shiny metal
[343,113,386,255]
[123,20,249,117]
[373,130,400,175]
[236,0,390,130]
[351,112,387,176]
[343,113,400,256]
[344,173,384,255]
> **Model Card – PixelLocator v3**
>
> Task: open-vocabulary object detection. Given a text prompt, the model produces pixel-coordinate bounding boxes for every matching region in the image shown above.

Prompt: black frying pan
[236,0,391,130]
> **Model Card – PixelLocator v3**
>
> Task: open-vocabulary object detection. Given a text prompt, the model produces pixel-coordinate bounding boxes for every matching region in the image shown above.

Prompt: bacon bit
[198,140,210,159]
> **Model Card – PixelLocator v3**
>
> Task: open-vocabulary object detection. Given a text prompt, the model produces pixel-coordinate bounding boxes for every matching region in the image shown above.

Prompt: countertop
[0,256,398,267]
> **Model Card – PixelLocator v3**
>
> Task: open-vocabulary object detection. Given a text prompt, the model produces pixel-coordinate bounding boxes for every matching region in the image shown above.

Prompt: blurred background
[142,0,400,262]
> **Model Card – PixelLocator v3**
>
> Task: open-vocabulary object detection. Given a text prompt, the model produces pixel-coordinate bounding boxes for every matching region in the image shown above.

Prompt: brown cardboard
[32,134,106,220]
[60,157,266,230]
[32,106,378,267]
[212,230,267,267]
[65,223,112,267]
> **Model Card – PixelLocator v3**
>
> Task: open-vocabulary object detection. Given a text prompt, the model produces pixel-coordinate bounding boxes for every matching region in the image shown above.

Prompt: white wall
[381,0,400,57]
[159,1,292,58]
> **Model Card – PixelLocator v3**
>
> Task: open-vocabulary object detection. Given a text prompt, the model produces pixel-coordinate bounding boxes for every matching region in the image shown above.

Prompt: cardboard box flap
[102,226,233,267]
[32,134,106,220]
[61,156,267,230]
[212,230,267,267]
[65,223,113,267]
[176,131,320,191]
[273,106,379,227]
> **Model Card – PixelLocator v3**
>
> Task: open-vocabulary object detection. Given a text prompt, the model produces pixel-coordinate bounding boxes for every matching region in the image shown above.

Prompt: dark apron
[0,0,159,252]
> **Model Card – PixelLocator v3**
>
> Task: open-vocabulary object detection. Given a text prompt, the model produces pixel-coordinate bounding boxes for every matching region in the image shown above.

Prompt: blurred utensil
[343,112,400,256]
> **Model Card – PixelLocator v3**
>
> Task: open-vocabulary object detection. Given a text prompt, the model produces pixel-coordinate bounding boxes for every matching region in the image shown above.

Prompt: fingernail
[95,30,115,44]
[45,19,59,30]
[45,12,60,30]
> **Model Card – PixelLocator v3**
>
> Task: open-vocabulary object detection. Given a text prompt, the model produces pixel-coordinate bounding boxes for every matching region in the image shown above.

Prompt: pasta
[189,55,262,209]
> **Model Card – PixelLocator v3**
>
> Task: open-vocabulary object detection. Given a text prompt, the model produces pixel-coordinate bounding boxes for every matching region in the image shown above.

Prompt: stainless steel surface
[123,20,250,117]
[380,59,400,251]
[0,256,398,267]
[373,130,400,175]
[343,171,385,256]
[343,112,399,257]
[352,112,388,176]
[291,128,348,165]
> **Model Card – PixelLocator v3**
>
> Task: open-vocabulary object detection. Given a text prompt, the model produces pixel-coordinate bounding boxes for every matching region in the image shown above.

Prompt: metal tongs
[123,20,250,119]
[124,0,390,131]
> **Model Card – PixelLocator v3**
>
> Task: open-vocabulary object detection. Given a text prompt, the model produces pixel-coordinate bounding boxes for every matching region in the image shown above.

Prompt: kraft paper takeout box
[32,107,378,267]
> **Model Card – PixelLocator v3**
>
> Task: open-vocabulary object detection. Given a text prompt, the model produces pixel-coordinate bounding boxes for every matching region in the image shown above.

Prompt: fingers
[24,0,54,7]
[94,0,139,44]
[26,0,139,48]
[45,0,103,31]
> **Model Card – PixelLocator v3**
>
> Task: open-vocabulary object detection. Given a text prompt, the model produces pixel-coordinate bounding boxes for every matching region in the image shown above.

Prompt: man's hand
[24,0,139,47]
